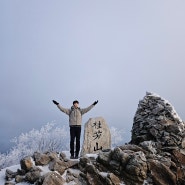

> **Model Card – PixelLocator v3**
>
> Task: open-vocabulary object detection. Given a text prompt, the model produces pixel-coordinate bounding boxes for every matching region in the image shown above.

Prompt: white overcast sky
[1,1,185,152]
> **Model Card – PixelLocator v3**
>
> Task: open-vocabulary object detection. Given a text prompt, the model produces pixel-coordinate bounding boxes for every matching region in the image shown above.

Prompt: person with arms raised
[52,99,98,159]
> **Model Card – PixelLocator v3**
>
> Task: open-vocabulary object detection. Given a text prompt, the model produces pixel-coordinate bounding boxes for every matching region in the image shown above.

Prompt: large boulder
[20,156,33,172]
[25,167,42,183]
[149,160,176,185]
[49,157,78,175]
[40,172,65,185]
[33,152,52,166]
[5,169,17,181]
[122,151,147,183]
[81,117,111,156]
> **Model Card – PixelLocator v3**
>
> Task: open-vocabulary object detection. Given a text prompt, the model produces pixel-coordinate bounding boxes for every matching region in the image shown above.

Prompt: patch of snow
[62,151,71,158]
[61,169,67,179]
[99,172,108,177]
[30,157,35,166]
[85,153,98,159]
[38,164,51,176]
[68,168,80,174]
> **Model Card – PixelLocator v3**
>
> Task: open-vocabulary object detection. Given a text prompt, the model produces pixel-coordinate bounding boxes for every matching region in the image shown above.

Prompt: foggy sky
[1,1,185,152]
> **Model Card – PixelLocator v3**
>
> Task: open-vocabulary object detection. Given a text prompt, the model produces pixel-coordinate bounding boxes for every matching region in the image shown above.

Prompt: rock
[139,141,157,154]
[119,144,145,153]
[49,159,66,175]
[33,152,51,166]
[78,172,89,185]
[123,151,147,184]
[149,160,176,185]
[49,158,78,175]
[120,151,132,167]
[111,147,123,162]
[59,152,67,161]
[181,138,185,148]
[79,155,112,185]
[15,175,24,183]
[25,167,42,183]
[66,168,80,184]
[4,182,15,185]
[42,172,65,185]
[172,149,185,165]
[81,117,111,156]
[109,160,120,171]
[78,157,91,172]
[107,173,121,185]
[20,156,33,172]
[97,149,112,166]
[17,168,26,176]
[85,163,104,185]
[5,169,17,180]
[47,151,58,160]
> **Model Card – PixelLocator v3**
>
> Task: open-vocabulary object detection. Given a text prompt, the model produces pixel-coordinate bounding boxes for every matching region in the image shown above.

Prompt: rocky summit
[4,92,185,185]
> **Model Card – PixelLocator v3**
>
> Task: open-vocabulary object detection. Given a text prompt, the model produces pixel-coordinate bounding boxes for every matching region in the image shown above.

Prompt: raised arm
[81,100,98,115]
[52,100,70,115]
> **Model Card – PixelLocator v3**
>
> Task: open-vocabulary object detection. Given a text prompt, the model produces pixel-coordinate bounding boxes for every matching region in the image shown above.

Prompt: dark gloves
[52,100,59,105]
[93,100,98,106]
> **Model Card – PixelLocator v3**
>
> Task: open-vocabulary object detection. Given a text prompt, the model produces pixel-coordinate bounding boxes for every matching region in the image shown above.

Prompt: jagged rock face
[131,92,185,149]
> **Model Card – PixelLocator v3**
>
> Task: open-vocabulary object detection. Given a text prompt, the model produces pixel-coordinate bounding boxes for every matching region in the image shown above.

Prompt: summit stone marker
[81,117,111,156]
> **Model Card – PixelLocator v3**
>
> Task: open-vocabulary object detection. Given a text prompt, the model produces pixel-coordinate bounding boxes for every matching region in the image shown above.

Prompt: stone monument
[81,117,111,156]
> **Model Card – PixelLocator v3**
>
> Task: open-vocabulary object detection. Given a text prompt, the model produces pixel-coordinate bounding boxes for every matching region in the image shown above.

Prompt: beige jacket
[57,104,95,126]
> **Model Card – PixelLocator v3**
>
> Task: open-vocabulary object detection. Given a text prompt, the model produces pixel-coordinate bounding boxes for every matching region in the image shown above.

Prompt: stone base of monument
[81,117,111,156]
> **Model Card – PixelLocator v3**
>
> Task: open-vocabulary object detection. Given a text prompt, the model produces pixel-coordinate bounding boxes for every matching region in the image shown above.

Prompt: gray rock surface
[81,117,111,156]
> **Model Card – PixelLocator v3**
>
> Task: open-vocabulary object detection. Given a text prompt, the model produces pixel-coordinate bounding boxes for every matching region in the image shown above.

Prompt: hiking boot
[75,155,79,159]
[70,156,75,159]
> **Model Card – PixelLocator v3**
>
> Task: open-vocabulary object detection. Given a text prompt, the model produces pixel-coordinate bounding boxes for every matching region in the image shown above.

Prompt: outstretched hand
[52,100,59,105]
[93,100,98,105]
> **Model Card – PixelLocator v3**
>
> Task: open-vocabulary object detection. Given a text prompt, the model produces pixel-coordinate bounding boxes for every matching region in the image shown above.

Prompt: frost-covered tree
[0,153,6,169]
[11,122,69,153]
[0,122,69,169]
[110,126,125,148]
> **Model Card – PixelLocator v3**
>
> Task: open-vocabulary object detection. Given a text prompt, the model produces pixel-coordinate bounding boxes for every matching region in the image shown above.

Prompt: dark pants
[70,126,81,157]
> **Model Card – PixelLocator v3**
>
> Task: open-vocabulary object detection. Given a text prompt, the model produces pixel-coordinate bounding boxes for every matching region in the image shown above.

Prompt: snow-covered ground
[0,151,72,185]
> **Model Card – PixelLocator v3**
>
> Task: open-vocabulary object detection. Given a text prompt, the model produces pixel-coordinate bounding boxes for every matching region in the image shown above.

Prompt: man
[52,99,98,159]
